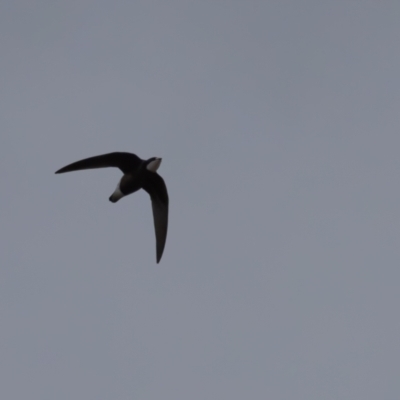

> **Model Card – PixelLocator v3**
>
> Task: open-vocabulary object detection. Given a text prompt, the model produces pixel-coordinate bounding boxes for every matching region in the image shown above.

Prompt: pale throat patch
[147,158,162,172]
[110,181,125,202]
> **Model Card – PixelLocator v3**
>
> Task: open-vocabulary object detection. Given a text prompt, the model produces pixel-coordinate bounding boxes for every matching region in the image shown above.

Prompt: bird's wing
[55,152,142,174]
[142,173,169,263]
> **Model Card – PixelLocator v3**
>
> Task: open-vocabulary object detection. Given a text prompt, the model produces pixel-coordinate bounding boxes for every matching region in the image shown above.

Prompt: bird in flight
[55,152,169,263]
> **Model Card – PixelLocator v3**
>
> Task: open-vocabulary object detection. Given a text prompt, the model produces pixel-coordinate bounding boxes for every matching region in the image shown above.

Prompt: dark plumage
[56,152,169,263]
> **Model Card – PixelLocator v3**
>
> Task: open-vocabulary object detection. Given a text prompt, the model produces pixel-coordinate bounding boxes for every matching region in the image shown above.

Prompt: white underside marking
[147,158,162,172]
[110,182,125,202]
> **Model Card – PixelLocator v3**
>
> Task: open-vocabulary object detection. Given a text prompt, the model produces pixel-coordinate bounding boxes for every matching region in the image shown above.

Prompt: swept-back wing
[55,152,142,174]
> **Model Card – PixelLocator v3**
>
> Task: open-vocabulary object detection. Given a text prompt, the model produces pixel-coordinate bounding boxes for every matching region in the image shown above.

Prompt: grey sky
[1,1,400,399]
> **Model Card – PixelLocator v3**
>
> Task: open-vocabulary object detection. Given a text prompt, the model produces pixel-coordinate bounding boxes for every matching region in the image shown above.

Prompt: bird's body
[55,152,168,263]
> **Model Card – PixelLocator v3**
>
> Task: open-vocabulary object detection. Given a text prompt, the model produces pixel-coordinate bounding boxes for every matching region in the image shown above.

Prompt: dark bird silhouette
[56,152,169,263]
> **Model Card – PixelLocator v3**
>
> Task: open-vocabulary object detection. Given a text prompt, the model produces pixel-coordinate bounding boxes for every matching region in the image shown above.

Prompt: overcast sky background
[1,1,400,399]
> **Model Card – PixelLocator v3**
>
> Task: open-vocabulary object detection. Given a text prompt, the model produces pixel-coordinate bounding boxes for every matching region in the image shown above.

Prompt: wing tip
[156,249,164,264]
[55,165,70,174]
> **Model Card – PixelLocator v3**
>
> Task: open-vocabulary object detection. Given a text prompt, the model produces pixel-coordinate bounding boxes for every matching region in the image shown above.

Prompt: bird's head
[146,157,162,172]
